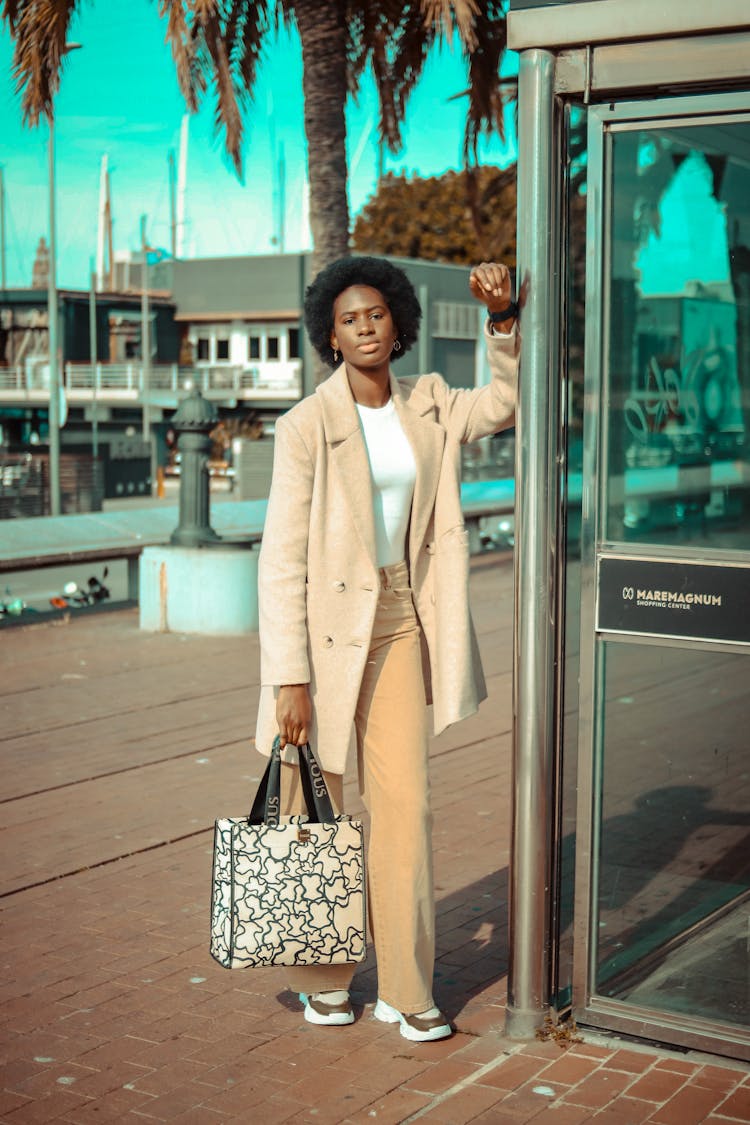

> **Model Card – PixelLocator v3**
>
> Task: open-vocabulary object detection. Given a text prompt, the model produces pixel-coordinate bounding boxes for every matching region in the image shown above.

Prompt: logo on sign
[622,586,722,611]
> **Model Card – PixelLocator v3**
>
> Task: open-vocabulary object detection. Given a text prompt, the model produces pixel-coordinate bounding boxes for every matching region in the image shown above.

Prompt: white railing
[0,361,303,401]
[0,367,24,391]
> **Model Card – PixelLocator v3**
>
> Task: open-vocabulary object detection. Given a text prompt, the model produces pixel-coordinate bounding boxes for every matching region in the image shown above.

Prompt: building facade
[0,253,492,483]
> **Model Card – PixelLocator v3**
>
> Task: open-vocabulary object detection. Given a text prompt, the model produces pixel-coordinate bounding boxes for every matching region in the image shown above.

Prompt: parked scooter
[50,567,110,610]
[479,515,515,552]
[0,589,28,618]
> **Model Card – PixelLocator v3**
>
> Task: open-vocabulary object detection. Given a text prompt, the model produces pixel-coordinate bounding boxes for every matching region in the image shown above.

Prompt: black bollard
[170,387,221,547]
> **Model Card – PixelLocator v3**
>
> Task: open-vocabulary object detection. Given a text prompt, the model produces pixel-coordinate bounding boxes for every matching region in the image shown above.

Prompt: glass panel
[606,123,750,550]
[594,641,750,1028]
[555,102,588,1008]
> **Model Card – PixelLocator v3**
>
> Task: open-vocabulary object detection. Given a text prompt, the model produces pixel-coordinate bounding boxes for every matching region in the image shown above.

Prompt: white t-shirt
[356,398,417,567]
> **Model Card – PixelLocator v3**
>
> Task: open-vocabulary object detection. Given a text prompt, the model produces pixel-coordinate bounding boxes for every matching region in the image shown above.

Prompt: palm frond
[199,7,245,176]
[158,0,205,112]
[419,0,479,50]
[461,1,511,163]
[375,4,432,154]
[375,1,511,166]
[236,0,268,103]
[346,0,402,91]
[3,0,81,125]
[276,0,296,33]
[2,0,23,30]
[160,1,273,179]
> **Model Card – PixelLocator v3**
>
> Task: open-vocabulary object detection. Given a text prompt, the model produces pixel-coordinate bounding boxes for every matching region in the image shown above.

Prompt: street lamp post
[46,41,81,517]
[141,214,151,445]
[89,259,98,459]
[47,114,61,515]
[0,164,7,291]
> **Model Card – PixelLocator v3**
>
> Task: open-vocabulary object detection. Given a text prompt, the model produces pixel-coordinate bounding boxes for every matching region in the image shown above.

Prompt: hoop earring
[333,348,339,363]
[392,339,401,352]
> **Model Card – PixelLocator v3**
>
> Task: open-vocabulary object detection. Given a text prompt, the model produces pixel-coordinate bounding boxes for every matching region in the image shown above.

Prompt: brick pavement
[1,555,749,1123]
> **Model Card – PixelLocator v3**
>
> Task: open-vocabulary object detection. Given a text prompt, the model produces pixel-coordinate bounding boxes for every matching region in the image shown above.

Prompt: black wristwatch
[488,301,519,324]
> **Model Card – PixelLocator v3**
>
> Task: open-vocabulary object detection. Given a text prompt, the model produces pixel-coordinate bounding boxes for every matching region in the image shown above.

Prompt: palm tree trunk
[294,0,350,283]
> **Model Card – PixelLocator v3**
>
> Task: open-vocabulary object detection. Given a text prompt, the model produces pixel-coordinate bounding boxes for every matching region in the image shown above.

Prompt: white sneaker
[299,992,354,1026]
[373,998,452,1042]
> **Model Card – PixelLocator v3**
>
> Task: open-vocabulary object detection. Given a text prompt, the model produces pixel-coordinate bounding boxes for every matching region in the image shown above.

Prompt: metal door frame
[571,90,750,1060]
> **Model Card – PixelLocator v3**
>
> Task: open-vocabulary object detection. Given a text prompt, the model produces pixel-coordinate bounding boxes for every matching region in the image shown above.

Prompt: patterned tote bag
[210,740,366,969]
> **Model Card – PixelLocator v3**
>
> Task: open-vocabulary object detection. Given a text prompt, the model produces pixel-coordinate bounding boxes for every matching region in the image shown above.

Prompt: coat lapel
[390,373,445,563]
[316,365,378,568]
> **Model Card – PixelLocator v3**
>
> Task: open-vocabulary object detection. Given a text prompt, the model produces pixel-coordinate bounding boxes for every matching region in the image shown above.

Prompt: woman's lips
[357,341,380,353]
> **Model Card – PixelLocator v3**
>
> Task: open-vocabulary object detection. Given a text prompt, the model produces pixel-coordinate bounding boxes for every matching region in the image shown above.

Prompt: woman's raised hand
[276,683,312,747]
[469,261,512,313]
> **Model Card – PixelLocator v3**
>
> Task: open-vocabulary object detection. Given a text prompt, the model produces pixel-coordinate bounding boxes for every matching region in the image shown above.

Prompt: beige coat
[255,325,520,774]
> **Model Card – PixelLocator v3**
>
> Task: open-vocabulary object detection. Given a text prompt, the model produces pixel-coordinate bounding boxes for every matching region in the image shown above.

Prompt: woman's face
[330,285,397,370]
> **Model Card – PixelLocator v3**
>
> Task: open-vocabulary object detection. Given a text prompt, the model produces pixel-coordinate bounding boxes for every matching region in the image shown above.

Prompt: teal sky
[0,2,519,290]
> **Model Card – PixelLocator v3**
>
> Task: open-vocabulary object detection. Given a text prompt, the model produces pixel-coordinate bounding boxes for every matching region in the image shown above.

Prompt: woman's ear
[330,330,338,352]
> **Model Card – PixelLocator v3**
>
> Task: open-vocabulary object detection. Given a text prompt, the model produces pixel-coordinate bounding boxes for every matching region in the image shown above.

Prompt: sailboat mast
[96,154,108,289]
[176,115,189,258]
[0,165,6,290]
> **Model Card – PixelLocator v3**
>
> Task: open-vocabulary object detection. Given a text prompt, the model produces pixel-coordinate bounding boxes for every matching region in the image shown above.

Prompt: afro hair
[304,256,422,369]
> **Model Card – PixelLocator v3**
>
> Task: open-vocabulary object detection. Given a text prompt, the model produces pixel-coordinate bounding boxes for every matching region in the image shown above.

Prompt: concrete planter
[139,543,259,634]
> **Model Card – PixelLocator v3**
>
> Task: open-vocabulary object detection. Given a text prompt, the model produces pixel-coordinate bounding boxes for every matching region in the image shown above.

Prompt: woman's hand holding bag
[276,684,312,747]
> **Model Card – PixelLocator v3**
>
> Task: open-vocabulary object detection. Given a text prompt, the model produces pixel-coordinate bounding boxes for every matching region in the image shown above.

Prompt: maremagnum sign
[597,556,750,645]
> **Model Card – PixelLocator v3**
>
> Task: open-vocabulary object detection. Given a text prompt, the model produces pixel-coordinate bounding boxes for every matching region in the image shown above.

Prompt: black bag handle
[248,738,336,826]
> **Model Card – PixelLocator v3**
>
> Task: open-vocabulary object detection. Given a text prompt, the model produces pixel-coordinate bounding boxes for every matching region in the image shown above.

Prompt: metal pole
[168,150,177,259]
[47,117,61,516]
[506,47,558,1039]
[96,154,108,289]
[105,172,113,289]
[0,165,6,290]
[418,284,429,375]
[278,142,286,254]
[141,215,151,444]
[89,261,98,458]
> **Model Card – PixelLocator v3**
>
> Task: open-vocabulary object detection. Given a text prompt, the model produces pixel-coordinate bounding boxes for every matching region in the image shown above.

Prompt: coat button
[425,542,436,555]
[323,636,334,648]
[333,580,345,592]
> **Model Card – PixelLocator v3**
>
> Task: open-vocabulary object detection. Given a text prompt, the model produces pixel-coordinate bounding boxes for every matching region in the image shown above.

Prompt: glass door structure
[573,94,750,1059]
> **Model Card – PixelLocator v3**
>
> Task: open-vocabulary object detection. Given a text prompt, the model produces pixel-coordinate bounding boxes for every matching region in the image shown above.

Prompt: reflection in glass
[606,125,750,549]
[555,102,587,1008]
[595,642,750,1027]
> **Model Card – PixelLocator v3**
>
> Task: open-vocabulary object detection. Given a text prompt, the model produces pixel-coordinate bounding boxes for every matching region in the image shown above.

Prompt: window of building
[216,338,230,361]
[433,302,480,340]
[267,335,280,360]
[288,327,301,359]
[197,336,210,361]
[248,336,261,360]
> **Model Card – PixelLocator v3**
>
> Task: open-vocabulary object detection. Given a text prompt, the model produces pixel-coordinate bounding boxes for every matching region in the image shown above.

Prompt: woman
[256,256,519,1041]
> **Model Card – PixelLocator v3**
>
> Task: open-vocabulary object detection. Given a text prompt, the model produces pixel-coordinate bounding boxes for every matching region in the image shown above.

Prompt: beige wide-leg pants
[281,560,435,1014]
